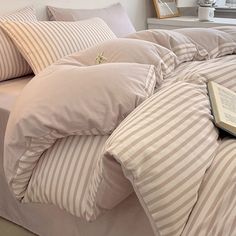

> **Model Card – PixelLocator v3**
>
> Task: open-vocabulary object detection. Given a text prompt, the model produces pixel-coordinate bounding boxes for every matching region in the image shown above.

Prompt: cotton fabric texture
[4,62,157,221]
[0,7,36,81]
[4,28,236,236]
[47,3,136,37]
[1,18,116,74]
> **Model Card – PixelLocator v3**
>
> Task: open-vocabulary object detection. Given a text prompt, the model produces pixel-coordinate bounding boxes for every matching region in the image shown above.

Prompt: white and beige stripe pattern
[98,55,236,236]
[23,135,109,219]
[3,32,236,234]
[175,28,236,60]
[182,138,236,236]
[127,29,209,62]
[1,18,116,74]
[103,81,220,236]
[164,54,236,90]
[0,7,36,81]
[7,55,236,231]
[22,135,133,221]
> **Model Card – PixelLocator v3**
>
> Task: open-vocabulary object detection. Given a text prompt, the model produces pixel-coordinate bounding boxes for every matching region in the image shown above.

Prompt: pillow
[1,18,116,74]
[47,3,136,37]
[175,28,236,58]
[127,29,209,62]
[0,7,37,81]
[60,38,178,77]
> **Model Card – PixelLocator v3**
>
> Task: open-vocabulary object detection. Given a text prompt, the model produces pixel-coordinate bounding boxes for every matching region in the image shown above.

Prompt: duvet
[4,28,236,236]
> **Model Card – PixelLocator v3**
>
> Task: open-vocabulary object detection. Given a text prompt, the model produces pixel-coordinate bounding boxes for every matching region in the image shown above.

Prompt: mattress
[0,76,154,236]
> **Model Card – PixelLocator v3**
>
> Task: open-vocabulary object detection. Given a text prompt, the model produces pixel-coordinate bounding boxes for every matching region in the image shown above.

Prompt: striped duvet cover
[4,28,236,236]
[102,55,236,236]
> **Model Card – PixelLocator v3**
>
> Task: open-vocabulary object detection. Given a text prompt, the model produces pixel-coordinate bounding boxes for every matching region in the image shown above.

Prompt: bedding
[175,28,236,58]
[101,55,236,236]
[127,27,236,61]
[0,18,116,74]
[61,38,178,77]
[3,28,236,236]
[47,3,136,37]
[4,62,157,219]
[127,29,209,61]
[0,7,36,81]
[0,76,154,236]
[215,26,236,42]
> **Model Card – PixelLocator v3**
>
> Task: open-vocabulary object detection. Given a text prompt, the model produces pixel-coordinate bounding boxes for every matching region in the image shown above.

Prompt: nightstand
[147,16,236,30]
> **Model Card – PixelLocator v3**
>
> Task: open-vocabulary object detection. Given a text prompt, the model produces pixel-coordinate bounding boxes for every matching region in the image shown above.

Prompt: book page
[218,87,236,125]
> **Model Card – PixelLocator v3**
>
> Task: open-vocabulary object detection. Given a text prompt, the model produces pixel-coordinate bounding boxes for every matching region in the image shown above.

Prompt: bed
[0,3,236,236]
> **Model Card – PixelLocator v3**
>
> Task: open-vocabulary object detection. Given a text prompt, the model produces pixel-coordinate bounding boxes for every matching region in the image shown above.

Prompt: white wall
[177,0,197,7]
[0,0,155,30]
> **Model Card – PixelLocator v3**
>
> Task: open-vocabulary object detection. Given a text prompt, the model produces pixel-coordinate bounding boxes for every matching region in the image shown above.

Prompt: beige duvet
[4,28,236,236]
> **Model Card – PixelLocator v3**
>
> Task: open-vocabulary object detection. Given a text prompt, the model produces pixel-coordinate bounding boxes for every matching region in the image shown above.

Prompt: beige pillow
[1,18,116,74]
[47,3,136,37]
[0,7,37,81]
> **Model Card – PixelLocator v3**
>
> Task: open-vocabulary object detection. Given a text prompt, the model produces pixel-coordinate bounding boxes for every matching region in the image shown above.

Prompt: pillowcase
[0,7,37,81]
[127,29,209,62]
[1,18,116,74]
[47,3,136,37]
[175,28,236,58]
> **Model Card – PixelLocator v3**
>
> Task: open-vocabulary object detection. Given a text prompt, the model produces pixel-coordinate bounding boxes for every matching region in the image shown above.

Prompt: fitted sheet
[0,76,154,236]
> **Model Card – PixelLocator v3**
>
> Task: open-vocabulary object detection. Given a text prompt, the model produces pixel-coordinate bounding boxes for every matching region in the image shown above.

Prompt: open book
[208,81,236,137]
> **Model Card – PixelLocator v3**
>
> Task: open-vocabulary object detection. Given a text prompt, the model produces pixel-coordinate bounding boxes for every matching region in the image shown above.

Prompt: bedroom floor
[0,217,35,236]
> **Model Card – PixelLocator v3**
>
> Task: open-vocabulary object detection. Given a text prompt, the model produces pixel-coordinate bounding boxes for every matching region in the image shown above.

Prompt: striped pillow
[0,7,36,81]
[1,18,116,74]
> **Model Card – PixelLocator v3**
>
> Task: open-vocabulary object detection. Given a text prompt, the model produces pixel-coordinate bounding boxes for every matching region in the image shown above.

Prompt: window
[226,0,236,7]
[215,0,236,18]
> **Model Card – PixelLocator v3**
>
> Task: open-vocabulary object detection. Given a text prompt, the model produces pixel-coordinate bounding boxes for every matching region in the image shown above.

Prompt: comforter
[4,28,236,236]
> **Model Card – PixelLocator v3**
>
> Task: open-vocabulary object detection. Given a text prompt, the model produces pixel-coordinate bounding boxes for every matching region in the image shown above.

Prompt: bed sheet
[0,76,154,236]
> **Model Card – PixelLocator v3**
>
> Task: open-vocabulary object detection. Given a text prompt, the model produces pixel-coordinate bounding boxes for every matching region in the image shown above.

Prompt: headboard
[0,0,155,30]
